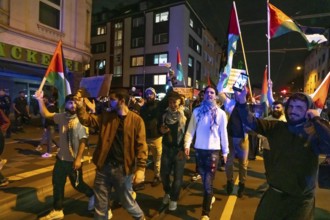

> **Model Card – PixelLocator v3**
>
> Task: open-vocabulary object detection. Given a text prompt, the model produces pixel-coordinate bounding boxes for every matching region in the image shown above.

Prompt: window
[131,56,144,67]
[155,11,169,23]
[188,77,192,87]
[196,44,201,54]
[113,66,122,77]
[154,74,167,85]
[39,0,61,29]
[154,53,168,65]
[91,42,106,53]
[97,26,106,35]
[132,17,144,28]
[132,37,144,48]
[114,49,122,64]
[190,19,194,28]
[115,22,123,29]
[95,60,106,75]
[188,57,193,67]
[131,75,144,86]
[154,33,168,44]
[114,30,122,47]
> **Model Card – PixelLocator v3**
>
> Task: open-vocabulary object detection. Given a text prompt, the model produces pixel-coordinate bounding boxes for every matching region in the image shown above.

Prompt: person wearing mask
[75,88,148,220]
[184,85,229,220]
[234,86,330,220]
[35,91,95,220]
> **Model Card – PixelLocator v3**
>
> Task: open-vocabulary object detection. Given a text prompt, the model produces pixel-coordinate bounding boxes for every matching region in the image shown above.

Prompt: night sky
[92,0,330,91]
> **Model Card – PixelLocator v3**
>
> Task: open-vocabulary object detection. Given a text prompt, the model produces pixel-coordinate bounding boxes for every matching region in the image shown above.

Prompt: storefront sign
[0,42,82,72]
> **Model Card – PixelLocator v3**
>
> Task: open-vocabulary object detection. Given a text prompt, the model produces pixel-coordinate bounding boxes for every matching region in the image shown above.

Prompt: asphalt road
[1,120,330,220]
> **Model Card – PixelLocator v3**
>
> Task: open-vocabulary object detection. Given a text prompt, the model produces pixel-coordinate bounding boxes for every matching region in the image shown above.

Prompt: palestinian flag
[44,40,72,110]
[218,1,240,92]
[268,3,327,50]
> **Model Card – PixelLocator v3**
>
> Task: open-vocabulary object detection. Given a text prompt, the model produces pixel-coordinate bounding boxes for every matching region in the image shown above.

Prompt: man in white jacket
[184,85,229,220]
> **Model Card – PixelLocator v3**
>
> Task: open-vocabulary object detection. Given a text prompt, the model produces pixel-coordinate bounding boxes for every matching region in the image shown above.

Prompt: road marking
[8,156,93,181]
[220,176,239,220]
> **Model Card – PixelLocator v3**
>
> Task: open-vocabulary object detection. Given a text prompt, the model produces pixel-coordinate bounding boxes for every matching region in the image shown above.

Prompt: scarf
[163,106,187,144]
[197,100,218,132]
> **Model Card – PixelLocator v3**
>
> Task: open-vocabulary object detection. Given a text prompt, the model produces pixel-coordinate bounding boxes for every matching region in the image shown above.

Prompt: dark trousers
[160,146,186,201]
[52,157,94,210]
[254,187,315,220]
[195,149,219,216]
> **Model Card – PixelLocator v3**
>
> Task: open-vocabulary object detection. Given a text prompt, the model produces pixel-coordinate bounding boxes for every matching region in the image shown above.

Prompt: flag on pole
[261,65,269,116]
[310,72,330,109]
[176,48,183,82]
[43,40,72,110]
[268,3,327,50]
[218,1,240,91]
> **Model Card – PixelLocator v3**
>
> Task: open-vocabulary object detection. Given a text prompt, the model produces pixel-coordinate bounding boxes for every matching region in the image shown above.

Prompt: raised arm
[35,90,55,119]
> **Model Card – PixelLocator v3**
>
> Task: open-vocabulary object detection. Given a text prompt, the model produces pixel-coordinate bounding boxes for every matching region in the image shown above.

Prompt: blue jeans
[94,163,144,220]
[160,146,186,201]
[195,149,220,216]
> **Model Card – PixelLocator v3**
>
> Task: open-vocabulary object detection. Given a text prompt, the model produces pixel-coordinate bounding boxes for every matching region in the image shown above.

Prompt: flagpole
[267,0,271,80]
[38,77,47,91]
[233,1,253,100]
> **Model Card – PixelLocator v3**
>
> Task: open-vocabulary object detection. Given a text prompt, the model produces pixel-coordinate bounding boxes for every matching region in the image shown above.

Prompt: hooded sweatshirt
[235,92,330,196]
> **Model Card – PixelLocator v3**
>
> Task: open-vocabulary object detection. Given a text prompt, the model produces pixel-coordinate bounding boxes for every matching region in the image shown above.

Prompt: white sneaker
[108,208,113,220]
[191,173,201,181]
[210,196,216,209]
[41,153,52,158]
[200,215,210,220]
[36,145,43,151]
[162,194,170,204]
[88,195,95,211]
[0,159,7,170]
[169,200,177,211]
[40,209,64,220]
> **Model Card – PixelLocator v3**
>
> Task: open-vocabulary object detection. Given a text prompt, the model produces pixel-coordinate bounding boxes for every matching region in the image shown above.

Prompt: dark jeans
[53,157,94,210]
[160,146,186,201]
[195,149,220,216]
[254,187,315,220]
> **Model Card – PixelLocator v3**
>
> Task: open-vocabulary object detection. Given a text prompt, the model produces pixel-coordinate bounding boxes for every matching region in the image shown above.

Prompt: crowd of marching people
[0,78,329,220]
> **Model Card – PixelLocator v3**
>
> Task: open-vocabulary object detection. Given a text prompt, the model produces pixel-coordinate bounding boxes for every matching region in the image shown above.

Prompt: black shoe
[226,180,234,195]
[151,176,161,187]
[133,182,145,191]
[237,182,245,198]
